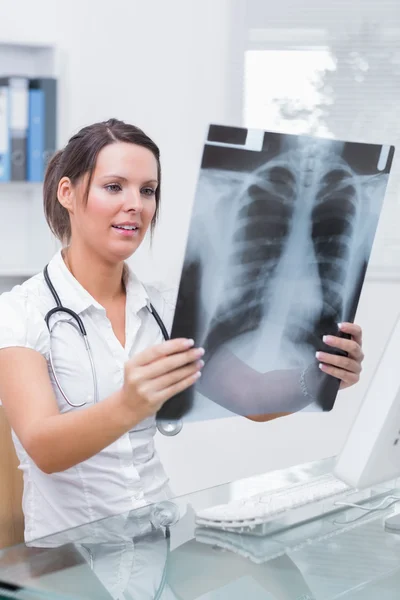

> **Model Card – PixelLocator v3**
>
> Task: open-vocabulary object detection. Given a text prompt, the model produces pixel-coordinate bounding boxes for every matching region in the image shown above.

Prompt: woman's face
[67,142,158,263]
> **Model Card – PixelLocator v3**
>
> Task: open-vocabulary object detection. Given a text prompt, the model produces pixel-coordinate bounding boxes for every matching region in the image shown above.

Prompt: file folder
[0,76,29,181]
[27,88,45,181]
[29,78,57,170]
[0,83,10,182]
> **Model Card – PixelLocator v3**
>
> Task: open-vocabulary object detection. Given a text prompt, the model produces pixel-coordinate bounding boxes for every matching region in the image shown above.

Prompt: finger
[338,322,363,347]
[322,334,363,360]
[131,338,196,367]
[319,362,359,386]
[141,347,205,380]
[316,351,362,374]
[155,370,202,406]
[150,359,204,392]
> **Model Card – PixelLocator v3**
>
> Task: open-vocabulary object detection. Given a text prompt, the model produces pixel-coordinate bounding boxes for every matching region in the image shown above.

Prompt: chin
[108,239,144,263]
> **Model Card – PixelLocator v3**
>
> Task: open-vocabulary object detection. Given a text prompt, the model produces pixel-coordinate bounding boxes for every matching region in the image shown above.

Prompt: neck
[62,242,125,305]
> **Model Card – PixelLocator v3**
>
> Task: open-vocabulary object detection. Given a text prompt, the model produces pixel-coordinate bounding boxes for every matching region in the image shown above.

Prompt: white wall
[1,0,399,495]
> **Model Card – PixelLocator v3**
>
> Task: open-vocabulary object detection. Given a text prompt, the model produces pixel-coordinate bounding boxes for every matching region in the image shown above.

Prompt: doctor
[0,119,364,543]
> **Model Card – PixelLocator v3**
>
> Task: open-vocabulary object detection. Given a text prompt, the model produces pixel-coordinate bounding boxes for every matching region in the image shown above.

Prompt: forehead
[94,142,158,179]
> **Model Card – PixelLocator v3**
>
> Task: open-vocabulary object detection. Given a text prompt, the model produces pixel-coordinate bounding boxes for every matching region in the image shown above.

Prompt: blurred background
[0,0,400,496]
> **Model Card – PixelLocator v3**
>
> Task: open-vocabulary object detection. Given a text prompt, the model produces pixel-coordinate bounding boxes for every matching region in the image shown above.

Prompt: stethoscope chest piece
[156,419,183,436]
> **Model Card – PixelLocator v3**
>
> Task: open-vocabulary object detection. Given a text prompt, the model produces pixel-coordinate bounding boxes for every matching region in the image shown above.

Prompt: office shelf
[0,182,43,194]
[0,39,58,293]
[0,268,40,278]
[0,40,56,79]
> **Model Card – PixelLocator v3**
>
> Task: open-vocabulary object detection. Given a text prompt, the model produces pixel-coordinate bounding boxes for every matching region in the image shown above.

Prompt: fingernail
[185,339,195,347]
[316,351,321,359]
[319,363,324,370]
[323,335,332,343]
[195,371,202,379]
[338,322,343,329]
[197,359,205,368]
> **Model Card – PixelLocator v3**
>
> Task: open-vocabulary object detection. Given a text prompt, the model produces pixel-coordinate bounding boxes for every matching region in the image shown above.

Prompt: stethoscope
[43,265,183,436]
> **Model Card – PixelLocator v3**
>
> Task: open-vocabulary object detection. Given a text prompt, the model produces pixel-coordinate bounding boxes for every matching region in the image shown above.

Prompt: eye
[105,183,122,193]
[141,187,156,197]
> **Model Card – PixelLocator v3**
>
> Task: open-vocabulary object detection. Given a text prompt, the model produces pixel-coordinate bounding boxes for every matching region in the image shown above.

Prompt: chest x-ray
[158,125,395,422]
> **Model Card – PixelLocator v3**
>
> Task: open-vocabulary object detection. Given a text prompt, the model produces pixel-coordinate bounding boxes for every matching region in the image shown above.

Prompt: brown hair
[43,118,162,243]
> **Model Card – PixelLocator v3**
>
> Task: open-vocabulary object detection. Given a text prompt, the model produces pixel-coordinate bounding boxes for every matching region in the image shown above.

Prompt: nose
[124,188,143,213]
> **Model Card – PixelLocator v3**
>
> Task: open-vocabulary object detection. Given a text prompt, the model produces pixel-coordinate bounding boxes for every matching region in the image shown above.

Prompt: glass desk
[1,457,400,600]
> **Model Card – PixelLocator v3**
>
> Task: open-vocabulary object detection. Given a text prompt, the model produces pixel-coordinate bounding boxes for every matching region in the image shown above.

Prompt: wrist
[112,388,144,429]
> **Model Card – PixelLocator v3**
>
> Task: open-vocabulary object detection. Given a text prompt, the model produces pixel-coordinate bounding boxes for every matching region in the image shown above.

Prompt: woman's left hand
[316,323,364,389]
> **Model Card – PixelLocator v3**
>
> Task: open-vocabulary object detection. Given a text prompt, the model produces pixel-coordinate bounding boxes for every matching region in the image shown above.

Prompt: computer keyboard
[195,473,377,535]
[195,507,386,565]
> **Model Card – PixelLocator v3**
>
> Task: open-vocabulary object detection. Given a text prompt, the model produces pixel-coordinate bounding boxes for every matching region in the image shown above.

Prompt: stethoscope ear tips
[156,419,183,436]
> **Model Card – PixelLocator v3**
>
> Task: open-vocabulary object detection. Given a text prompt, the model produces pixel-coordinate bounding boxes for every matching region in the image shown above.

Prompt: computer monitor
[334,313,400,531]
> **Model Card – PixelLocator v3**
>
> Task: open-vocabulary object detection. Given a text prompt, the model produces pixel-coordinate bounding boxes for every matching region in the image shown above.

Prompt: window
[244,48,335,136]
[242,26,400,277]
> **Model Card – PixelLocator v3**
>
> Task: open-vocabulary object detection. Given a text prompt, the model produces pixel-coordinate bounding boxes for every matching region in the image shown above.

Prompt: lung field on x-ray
[203,164,297,359]
[202,139,364,369]
[299,162,359,351]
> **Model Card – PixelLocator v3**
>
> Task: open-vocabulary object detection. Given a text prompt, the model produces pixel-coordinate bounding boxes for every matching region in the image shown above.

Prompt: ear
[57,177,76,214]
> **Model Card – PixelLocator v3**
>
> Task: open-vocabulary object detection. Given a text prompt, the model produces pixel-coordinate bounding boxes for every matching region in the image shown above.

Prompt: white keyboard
[195,473,374,535]
[195,506,389,565]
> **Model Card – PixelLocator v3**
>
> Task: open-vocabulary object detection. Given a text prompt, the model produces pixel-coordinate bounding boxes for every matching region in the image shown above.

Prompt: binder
[0,84,10,182]
[28,78,57,170]
[27,88,45,182]
[0,76,29,181]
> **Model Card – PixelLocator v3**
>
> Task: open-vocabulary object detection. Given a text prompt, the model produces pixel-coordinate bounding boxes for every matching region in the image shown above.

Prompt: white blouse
[0,250,176,543]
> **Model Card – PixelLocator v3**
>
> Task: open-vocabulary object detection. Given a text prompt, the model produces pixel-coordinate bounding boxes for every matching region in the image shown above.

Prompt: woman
[0,119,364,542]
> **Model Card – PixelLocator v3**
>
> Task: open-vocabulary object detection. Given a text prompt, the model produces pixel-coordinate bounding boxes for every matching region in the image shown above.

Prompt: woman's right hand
[121,338,204,420]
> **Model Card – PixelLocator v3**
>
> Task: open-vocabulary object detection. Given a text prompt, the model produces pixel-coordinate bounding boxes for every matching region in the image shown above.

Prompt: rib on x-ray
[157,126,395,422]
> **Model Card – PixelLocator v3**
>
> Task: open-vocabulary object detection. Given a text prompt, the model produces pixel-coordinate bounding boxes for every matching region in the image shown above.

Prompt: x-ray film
[158,125,395,422]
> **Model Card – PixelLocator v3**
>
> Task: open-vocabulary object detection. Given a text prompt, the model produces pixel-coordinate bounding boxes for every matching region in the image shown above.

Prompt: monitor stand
[384,513,400,534]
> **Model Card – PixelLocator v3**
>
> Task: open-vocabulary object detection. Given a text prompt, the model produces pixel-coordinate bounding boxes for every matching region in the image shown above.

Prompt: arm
[245,412,291,422]
[0,340,203,474]
[0,348,142,474]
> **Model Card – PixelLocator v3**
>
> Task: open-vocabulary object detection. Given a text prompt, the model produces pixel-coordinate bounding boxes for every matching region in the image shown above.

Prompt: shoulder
[0,274,50,357]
